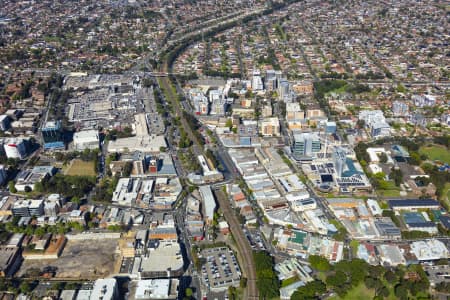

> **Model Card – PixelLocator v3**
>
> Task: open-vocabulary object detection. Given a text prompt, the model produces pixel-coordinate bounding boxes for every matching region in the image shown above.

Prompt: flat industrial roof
[388,199,440,208]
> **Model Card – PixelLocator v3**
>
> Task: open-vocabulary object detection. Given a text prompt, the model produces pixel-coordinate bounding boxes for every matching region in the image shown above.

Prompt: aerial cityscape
[0,0,449,299]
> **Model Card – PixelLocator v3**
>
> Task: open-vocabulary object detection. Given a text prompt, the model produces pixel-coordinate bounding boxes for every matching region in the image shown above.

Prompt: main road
[158,47,260,300]
[158,69,259,299]
[151,2,312,298]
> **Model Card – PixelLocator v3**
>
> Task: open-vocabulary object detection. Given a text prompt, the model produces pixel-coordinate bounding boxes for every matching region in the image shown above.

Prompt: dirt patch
[19,238,119,279]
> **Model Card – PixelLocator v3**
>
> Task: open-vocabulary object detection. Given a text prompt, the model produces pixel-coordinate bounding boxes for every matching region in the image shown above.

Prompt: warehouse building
[402,212,438,234]
[410,240,449,261]
[388,199,440,212]
[139,239,184,279]
[73,129,99,150]
[377,244,405,266]
[107,135,166,153]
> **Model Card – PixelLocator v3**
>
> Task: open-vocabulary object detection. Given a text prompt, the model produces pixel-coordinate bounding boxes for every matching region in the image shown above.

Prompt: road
[213,188,259,300]
[158,71,258,298]
[149,2,323,298]
[157,58,254,298]
[173,198,203,300]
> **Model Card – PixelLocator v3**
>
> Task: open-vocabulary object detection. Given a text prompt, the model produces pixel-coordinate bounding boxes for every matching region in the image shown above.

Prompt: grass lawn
[419,145,450,164]
[378,189,401,198]
[327,274,428,300]
[441,182,450,209]
[65,159,96,176]
[349,240,359,256]
[444,182,450,201]
[448,186,450,202]
[316,271,327,282]
[281,275,299,287]
[328,282,375,300]
[377,181,401,198]
[379,201,389,209]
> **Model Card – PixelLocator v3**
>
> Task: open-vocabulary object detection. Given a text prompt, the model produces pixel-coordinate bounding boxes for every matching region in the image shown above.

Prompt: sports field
[419,145,450,164]
[65,159,96,176]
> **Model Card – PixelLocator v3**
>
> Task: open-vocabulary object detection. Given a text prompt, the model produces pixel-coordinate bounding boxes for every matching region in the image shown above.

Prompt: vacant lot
[419,145,450,164]
[19,239,119,279]
[65,159,96,176]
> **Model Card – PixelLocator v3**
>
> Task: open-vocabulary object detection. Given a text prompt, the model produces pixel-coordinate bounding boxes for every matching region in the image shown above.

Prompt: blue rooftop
[402,212,426,224]
[342,158,363,177]
[439,215,450,229]
[388,199,440,208]
[391,145,410,158]
[43,141,65,150]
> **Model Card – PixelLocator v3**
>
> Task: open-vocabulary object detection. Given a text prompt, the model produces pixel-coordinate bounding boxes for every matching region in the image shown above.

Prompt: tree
[0,278,7,291]
[24,186,32,193]
[326,270,348,287]
[378,286,389,297]
[365,276,376,289]
[33,181,44,193]
[8,181,17,193]
[308,255,331,272]
[291,280,326,300]
[123,162,133,177]
[225,118,233,129]
[51,282,64,291]
[357,119,366,128]
[333,259,369,287]
[368,265,385,278]
[19,281,31,294]
[396,84,407,93]
[378,152,388,163]
[35,227,46,238]
[185,288,193,298]
[253,251,280,299]
[390,167,403,186]
[435,282,450,293]
[71,196,81,205]
[394,284,408,300]
[409,151,421,165]
[401,230,431,239]
[107,224,123,232]
[335,283,352,298]
[240,277,247,288]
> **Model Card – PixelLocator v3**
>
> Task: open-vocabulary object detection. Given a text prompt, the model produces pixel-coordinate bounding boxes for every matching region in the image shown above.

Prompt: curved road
[153,3,309,299]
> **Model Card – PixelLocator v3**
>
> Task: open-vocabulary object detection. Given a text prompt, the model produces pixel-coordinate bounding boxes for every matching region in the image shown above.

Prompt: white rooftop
[135,279,176,299]
[73,129,99,142]
[140,240,183,273]
[199,185,216,221]
[411,240,449,261]
[107,134,166,153]
[90,278,117,300]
